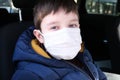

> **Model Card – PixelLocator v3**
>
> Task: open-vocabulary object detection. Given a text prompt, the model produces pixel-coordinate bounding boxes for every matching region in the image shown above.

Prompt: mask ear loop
[37,30,47,51]
[38,30,44,37]
[38,30,54,58]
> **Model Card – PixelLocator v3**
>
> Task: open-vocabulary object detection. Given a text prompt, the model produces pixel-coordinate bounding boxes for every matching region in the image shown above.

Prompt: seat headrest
[12,0,39,8]
[0,8,8,14]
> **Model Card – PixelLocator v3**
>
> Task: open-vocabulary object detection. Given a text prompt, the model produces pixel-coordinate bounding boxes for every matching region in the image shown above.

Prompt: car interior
[0,0,120,80]
[79,0,120,74]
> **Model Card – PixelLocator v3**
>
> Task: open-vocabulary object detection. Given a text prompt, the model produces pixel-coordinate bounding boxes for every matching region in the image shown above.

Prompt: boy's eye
[50,26,59,30]
[69,24,79,28]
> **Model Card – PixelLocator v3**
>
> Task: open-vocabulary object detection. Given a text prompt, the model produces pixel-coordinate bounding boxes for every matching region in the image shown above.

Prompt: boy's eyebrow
[47,21,59,26]
[70,19,79,22]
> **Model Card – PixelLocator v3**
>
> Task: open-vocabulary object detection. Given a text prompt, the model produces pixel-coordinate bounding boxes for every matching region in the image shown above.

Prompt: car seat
[0,22,33,80]
[0,0,36,80]
[0,8,9,27]
[107,19,120,74]
[0,8,19,27]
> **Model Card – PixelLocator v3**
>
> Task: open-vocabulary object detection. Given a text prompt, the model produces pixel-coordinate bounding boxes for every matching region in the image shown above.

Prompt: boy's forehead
[43,12,78,24]
[43,9,79,20]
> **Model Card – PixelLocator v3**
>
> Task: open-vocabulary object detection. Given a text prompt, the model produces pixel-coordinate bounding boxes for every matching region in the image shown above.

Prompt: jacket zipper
[83,63,96,80]
[65,61,93,80]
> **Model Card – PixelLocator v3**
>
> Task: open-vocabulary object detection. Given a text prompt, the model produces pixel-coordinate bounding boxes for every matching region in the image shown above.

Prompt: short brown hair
[33,0,78,30]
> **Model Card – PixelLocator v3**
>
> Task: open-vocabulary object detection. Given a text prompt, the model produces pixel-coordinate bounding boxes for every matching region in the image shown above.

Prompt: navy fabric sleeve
[84,49,107,80]
[11,70,42,80]
[95,65,107,80]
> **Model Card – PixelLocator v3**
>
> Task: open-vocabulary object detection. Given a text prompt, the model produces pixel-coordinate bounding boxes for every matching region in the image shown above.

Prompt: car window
[0,0,10,6]
[0,0,18,13]
[86,0,117,15]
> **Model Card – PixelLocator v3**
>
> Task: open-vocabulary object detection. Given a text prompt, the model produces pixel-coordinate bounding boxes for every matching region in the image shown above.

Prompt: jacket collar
[31,39,51,59]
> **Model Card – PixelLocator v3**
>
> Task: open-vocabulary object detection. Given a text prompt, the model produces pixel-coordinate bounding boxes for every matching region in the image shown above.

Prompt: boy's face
[33,9,80,43]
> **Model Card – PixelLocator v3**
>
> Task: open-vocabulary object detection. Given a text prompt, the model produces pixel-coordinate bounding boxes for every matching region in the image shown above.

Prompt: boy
[12,0,107,80]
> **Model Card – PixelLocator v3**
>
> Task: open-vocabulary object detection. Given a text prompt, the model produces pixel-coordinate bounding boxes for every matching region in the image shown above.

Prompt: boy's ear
[33,29,44,43]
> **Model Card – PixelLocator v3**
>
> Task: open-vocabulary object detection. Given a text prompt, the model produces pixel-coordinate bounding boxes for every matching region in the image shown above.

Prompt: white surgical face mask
[39,28,82,60]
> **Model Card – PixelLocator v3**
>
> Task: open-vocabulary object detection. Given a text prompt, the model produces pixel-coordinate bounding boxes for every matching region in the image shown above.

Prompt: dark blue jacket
[12,26,107,80]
